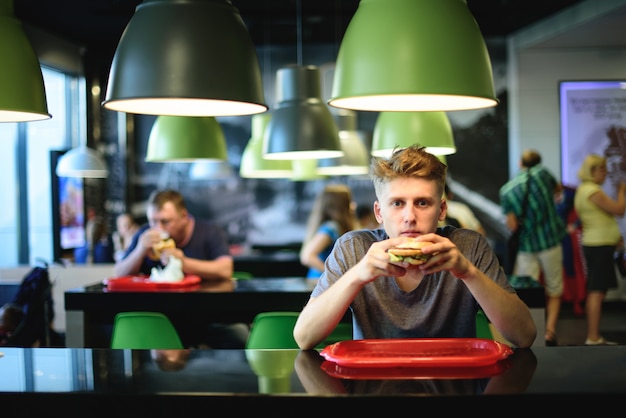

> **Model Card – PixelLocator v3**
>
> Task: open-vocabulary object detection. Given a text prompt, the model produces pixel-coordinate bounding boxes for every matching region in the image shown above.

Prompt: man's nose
[403,207,416,223]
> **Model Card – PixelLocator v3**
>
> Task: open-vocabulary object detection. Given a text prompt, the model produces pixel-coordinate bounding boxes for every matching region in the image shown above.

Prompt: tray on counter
[320,338,513,368]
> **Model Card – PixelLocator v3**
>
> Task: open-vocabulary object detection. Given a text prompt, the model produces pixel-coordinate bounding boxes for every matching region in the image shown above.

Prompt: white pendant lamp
[240,113,292,179]
[317,109,369,176]
[55,146,108,178]
[329,0,497,112]
[0,0,50,122]
[102,0,267,117]
[371,111,456,158]
[189,160,234,180]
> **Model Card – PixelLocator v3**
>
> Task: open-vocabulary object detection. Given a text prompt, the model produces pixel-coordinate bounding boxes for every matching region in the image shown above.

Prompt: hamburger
[149,237,176,260]
[388,238,434,265]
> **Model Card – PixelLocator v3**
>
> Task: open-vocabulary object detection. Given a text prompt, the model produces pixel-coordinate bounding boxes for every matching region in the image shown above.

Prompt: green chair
[475,309,494,339]
[232,271,253,280]
[316,322,353,349]
[111,311,184,349]
[245,311,300,349]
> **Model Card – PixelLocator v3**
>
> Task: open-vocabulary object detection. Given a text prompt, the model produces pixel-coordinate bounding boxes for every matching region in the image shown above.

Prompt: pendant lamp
[102,0,267,117]
[317,109,369,176]
[329,0,497,112]
[0,0,50,122]
[189,160,234,180]
[240,113,292,179]
[371,111,456,158]
[145,115,228,162]
[264,65,342,160]
[55,146,108,178]
[291,159,326,181]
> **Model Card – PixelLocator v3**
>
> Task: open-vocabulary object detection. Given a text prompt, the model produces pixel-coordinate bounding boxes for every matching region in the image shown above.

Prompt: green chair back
[233,271,253,280]
[111,311,184,349]
[475,309,494,339]
[316,322,353,349]
[246,312,300,349]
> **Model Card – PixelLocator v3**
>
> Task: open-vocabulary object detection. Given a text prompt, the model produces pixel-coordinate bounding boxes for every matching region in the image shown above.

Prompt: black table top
[0,345,625,411]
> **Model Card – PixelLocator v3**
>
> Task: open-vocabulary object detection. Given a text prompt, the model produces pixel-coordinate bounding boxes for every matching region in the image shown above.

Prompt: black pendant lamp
[263,65,342,160]
[102,0,267,117]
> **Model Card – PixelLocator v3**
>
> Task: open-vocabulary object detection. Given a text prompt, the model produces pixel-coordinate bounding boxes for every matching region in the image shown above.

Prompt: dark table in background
[233,250,307,277]
[64,277,326,348]
[0,345,625,412]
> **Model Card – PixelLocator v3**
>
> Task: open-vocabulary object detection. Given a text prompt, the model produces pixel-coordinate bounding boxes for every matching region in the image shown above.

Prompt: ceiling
[14,0,592,53]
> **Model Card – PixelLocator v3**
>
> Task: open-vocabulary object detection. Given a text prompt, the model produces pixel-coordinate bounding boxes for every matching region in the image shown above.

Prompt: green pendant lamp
[56,146,108,178]
[317,109,369,176]
[240,113,292,179]
[0,0,50,122]
[263,65,343,160]
[291,159,326,181]
[329,0,497,112]
[371,111,456,158]
[145,115,228,162]
[103,0,267,117]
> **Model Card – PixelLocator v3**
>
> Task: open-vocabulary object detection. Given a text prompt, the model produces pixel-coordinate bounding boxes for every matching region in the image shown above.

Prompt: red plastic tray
[104,275,201,291]
[320,338,513,368]
[320,358,511,380]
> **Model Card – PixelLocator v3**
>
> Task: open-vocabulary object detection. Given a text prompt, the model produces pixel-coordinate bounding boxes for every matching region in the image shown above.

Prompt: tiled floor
[553,300,626,346]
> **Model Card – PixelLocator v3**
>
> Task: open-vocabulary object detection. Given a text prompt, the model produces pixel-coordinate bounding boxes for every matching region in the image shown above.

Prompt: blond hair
[370,144,447,199]
[578,154,606,182]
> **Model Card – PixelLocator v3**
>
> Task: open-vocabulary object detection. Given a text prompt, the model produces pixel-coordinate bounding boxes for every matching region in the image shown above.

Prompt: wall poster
[560,80,626,238]
[50,150,86,261]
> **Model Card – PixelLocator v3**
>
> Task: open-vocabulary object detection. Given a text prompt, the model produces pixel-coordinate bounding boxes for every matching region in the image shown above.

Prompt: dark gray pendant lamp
[102,0,267,117]
[263,65,343,160]
[240,112,292,179]
[329,0,497,112]
[0,0,50,122]
[317,109,370,176]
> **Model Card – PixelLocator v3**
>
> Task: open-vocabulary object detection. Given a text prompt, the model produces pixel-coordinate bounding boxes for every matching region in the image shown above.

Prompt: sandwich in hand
[388,238,434,265]
[149,237,176,261]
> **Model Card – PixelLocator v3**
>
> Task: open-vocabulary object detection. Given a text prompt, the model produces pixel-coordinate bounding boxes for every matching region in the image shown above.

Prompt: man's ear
[439,199,448,222]
[373,201,383,224]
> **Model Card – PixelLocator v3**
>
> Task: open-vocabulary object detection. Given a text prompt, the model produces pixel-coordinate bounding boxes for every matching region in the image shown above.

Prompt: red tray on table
[103,275,201,291]
[319,338,513,380]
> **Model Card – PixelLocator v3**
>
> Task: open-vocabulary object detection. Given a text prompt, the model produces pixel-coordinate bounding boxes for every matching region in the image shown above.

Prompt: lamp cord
[296,0,302,66]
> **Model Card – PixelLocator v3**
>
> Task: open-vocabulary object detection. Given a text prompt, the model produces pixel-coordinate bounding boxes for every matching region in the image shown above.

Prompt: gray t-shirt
[311,226,514,339]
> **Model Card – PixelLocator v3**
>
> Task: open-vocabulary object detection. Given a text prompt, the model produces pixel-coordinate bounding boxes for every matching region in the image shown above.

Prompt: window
[0,66,84,267]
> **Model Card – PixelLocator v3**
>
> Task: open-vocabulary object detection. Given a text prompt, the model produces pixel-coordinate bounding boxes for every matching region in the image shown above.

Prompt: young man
[114,189,233,281]
[293,145,536,350]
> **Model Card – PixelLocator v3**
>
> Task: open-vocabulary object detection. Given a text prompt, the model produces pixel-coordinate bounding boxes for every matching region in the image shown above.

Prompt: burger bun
[149,238,176,260]
[388,238,433,265]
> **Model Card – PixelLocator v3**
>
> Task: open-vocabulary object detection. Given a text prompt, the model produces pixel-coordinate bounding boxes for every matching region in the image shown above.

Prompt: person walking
[499,149,566,346]
[574,154,626,345]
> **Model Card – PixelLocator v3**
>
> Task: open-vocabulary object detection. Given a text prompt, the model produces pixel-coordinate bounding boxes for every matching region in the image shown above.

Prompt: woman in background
[112,212,140,262]
[300,184,357,279]
[574,154,626,345]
